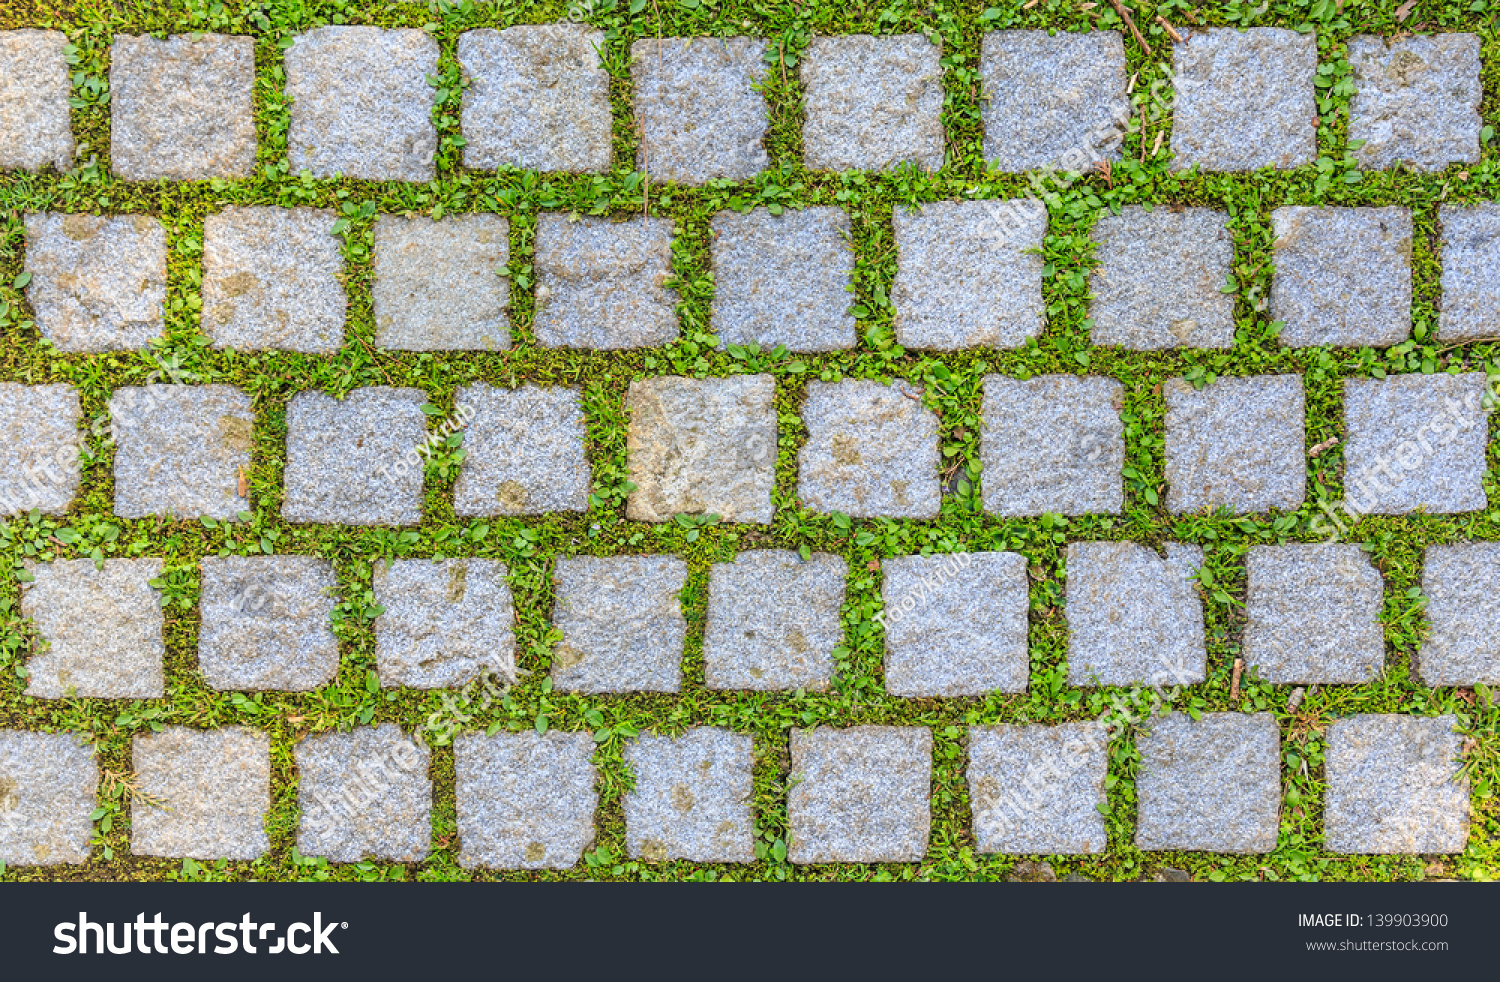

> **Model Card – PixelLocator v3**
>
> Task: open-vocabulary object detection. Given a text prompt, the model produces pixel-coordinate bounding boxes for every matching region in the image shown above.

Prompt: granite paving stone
[1348,33,1481,173]
[801,34,944,172]
[373,558,515,689]
[0,730,96,866]
[131,727,270,860]
[1164,374,1306,514]
[1270,206,1413,348]
[110,384,254,520]
[623,728,754,863]
[1419,544,1500,686]
[798,379,940,519]
[787,726,932,864]
[0,30,74,172]
[0,383,81,516]
[1136,712,1280,854]
[25,213,166,352]
[1325,714,1469,854]
[282,387,428,526]
[198,555,339,692]
[632,37,768,184]
[551,554,686,693]
[980,374,1124,516]
[297,724,431,862]
[1065,541,1206,687]
[373,214,511,351]
[455,730,597,870]
[1242,544,1385,684]
[1437,203,1500,342]
[532,215,678,349]
[453,384,591,516]
[703,550,846,692]
[21,558,165,699]
[968,723,1108,855]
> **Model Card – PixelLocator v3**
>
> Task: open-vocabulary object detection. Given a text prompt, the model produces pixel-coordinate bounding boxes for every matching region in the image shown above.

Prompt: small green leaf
[12,271,31,289]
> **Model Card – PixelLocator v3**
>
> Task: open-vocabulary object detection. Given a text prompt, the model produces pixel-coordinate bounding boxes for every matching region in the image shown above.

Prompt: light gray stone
[1165,375,1306,514]
[787,726,932,863]
[1242,544,1385,684]
[0,730,96,866]
[21,558,164,699]
[198,555,339,692]
[801,34,944,172]
[798,379,940,519]
[703,550,846,692]
[453,384,590,516]
[980,374,1124,517]
[0,383,81,516]
[373,214,510,351]
[131,726,270,860]
[1438,203,1500,342]
[632,37,769,184]
[24,213,166,352]
[623,728,753,863]
[1325,714,1468,854]
[374,558,515,689]
[625,374,776,524]
[282,387,428,526]
[1135,712,1280,854]
[1349,33,1481,173]
[455,730,597,870]
[0,30,73,172]
[551,554,686,693]
[296,724,431,862]
[1270,206,1412,347]
[1419,544,1500,686]
[968,723,1107,855]
[1065,541,1206,687]
[110,384,253,520]
[532,215,678,349]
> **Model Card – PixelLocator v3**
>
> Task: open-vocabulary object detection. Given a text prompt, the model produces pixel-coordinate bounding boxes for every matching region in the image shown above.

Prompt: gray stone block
[1065,541,1206,687]
[198,555,339,692]
[374,558,515,689]
[968,722,1108,855]
[532,215,679,349]
[453,384,591,516]
[1270,206,1412,348]
[0,30,73,172]
[1165,375,1306,514]
[623,728,754,863]
[282,387,428,526]
[373,214,510,351]
[1325,714,1468,854]
[24,213,166,352]
[551,554,686,693]
[455,730,597,870]
[632,37,769,185]
[1419,544,1500,686]
[798,379,940,519]
[110,384,254,520]
[787,726,932,863]
[980,374,1124,517]
[1135,712,1280,854]
[1242,544,1385,684]
[131,726,270,860]
[1349,33,1481,173]
[801,34,944,172]
[1438,203,1500,342]
[703,550,846,692]
[0,383,80,516]
[296,724,431,862]
[21,558,165,699]
[0,730,96,866]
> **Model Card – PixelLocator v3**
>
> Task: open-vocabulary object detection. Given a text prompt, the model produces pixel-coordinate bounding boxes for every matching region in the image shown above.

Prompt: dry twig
[1107,0,1152,57]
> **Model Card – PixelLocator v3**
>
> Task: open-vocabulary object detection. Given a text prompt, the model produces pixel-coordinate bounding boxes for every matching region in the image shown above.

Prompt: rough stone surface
[551,554,686,694]
[201,206,345,354]
[459,24,612,173]
[24,213,167,353]
[110,33,257,181]
[968,723,1107,855]
[0,383,81,515]
[282,387,428,526]
[710,206,855,352]
[632,37,768,185]
[1419,544,1500,686]
[1348,33,1481,173]
[296,724,431,862]
[373,558,515,689]
[892,199,1046,350]
[21,558,165,699]
[625,374,776,524]
[455,730,597,870]
[532,215,679,349]
[1090,206,1235,350]
[980,374,1124,517]
[1170,28,1317,171]
[1241,544,1385,684]
[1437,203,1500,342]
[453,384,591,516]
[373,214,510,351]
[198,555,339,692]
[882,551,1030,697]
[1065,541,1206,687]
[787,726,932,864]
[623,728,754,863]
[703,550,846,692]
[1270,206,1413,348]
[1325,714,1469,854]
[110,384,254,520]
[0,30,73,172]
[284,26,437,181]
[131,727,270,860]
[0,730,96,866]
[1164,375,1306,514]
[1135,712,1280,854]
[801,34,944,172]
[798,379,940,519]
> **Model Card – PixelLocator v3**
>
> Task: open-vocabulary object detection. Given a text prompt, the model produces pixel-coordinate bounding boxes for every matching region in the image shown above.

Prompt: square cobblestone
[1165,375,1306,514]
[1438,203,1500,342]
[0,730,96,866]
[282,387,428,526]
[21,558,164,699]
[632,37,769,185]
[798,379,940,519]
[703,550,846,692]
[551,554,686,693]
[25,213,166,352]
[0,30,73,172]
[0,383,80,516]
[1419,544,1500,687]
[788,726,932,863]
[1066,541,1206,687]
[297,724,431,862]
[801,34,944,172]
[373,214,510,351]
[374,558,515,689]
[1349,33,1481,173]
[198,555,339,692]
[1270,206,1413,347]
[623,728,754,863]
[980,375,1124,517]
[1326,714,1468,854]
[455,730,597,870]
[453,384,591,516]
[532,215,678,349]
[110,384,253,520]
[1242,544,1385,684]
[968,723,1108,855]
[1136,712,1280,854]
[132,727,270,860]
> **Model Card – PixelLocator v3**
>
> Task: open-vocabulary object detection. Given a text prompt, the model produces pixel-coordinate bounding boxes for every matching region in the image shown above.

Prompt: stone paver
[284,26,437,181]
[532,215,678,349]
[459,24,612,173]
[1164,375,1306,514]
[297,724,431,862]
[968,723,1107,855]
[21,558,164,699]
[787,726,932,864]
[1419,544,1500,687]
[892,199,1046,350]
[25,213,166,353]
[801,34,944,172]
[551,554,686,693]
[710,206,855,352]
[1438,203,1500,342]
[0,383,80,516]
[1348,33,1481,173]
[623,728,754,863]
[0,30,73,172]
[1325,714,1468,854]
[703,550,846,692]
[110,384,253,520]
[131,727,270,860]
[373,214,510,351]
[282,387,428,526]
[373,558,515,689]
[1065,541,1206,687]
[625,374,776,524]
[0,730,96,866]
[455,730,597,870]
[1242,544,1385,684]
[1136,712,1280,854]
[453,384,591,516]
[632,37,768,185]
[798,379,940,519]
[980,375,1124,516]
[198,555,339,692]
[1270,206,1412,348]
[110,33,256,181]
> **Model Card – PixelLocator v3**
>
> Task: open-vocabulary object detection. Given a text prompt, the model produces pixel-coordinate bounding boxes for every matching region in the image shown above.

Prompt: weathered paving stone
[625,374,777,524]
[1136,712,1280,854]
[703,550,846,692]
[373,214,510,351]
[0,730,96,866]
[0,383,80,515]
[21,558,165,699]
[882,551,1029,697]
[968,723,1108,855]
[110,33,257,181]
[458,24,612,173]
[1090,206,1236,350]
[1170,28,1317,172]
[282,387,428,526]
[1325,714,1468,854]
[1065,541,1206,687]
[0,30,73,172]
[1437,203,1500,342]
[632,37,769,185]
[198,555,339,692]
[132,727,270,860]
[801,34,944,172]
[201,206,345,354]
[623,728,754,863]
[296,724,431,862]
[551,554,687,694]
[980,375,1124,517]
[453,384,591,516]
[787,726,932,864]
[1164,375,1306,514]
[1419,544,1500,686]
[798,379,940,519]
[24,213,167,352]
[532,215,678,349]
[709,206,855,352]
[373,558,515,689]
[284,26,437,182]
[455,730,597,870]
[1348,34,1481,173]
[1270,206,1413,348]
[110,384,254,520]
[1241,544,1385,684]
[891,199,1046,350]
